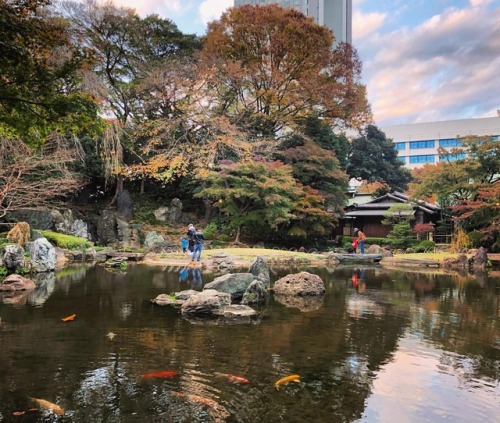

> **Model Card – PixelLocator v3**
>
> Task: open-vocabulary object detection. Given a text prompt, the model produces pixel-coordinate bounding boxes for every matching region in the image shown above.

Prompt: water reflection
[0,264,498,422]
[179,266,204,290]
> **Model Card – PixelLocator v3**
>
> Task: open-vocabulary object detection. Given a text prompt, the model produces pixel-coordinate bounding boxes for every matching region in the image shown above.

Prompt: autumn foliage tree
[195,160,332,243]
[201,4,371,136]
[411,135,499,249]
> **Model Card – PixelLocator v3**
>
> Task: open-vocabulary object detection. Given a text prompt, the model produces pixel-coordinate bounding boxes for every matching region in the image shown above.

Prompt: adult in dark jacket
[187,224,204,263]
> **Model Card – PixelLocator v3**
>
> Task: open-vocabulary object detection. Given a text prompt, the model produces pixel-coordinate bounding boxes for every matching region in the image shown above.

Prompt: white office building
[234,0,352,44]
[381,117,500,169]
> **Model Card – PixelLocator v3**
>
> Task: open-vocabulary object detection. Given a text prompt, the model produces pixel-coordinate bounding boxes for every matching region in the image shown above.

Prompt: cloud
[353,10,387,40]
[361,4,500,125]
[112,0,190,16]
[198,0,233,25]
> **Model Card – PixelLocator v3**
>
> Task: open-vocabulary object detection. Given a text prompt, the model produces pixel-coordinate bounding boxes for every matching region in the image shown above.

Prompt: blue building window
[395,142,406,150]
[440,153,466,162]
[439,138,461,147]
[409,155,435,163]
[398,156,407,163]
[410,140,435,149]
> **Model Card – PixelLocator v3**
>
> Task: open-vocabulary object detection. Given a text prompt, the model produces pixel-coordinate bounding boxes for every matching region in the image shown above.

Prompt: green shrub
[0,237,9,249]
[203,222,218,240]
[467,231,483,248]
[366,237,392,247]
[40,231,92,250]
[415,240,436,252]
[387,222,415,249]
[0,266,7,278]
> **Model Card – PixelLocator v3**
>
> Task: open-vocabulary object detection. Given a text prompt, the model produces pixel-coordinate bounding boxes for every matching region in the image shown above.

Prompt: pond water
[0,263,498,422]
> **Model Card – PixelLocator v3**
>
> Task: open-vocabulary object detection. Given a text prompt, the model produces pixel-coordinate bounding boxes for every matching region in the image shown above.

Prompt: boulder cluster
[151,257,326,322]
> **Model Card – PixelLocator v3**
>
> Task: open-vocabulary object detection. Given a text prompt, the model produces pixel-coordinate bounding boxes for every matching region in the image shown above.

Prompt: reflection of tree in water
[1,265,498,422]
[410,277,500,384]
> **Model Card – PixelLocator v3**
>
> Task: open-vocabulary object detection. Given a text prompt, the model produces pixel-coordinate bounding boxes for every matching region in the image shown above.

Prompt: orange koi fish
[275,374,300,390]
[61,314,76,322]
[29,397,64,415]
[214,371,249,384]
[141,370,178,379]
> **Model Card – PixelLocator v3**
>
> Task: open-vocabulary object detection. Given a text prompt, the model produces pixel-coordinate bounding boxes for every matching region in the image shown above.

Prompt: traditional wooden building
[337,191,442,238]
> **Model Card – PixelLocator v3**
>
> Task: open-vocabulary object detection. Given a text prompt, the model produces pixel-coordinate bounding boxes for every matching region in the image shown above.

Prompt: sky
[108,0,500,127]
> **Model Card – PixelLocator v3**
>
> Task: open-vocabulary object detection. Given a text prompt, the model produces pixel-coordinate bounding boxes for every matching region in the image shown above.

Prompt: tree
[348,125,412,192]
[274,117,348,213]
[61,0,203,199]
[0,0,98,139]
[382,204,415,249]
[0,135,86,218]
[452,182,500,250]
[61,0,202,125]
[195,160,331,243]
[201,4,371,136]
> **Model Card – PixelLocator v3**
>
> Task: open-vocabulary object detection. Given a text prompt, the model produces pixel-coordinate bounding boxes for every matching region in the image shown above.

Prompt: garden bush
[414,240,436,252]
[40,231,92,250]
[467,231,483,248]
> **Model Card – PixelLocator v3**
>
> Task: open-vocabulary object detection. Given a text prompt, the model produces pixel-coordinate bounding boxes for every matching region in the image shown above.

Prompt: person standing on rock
[354,228,366,255]
[187,224,195,253]
[187,224,204,264]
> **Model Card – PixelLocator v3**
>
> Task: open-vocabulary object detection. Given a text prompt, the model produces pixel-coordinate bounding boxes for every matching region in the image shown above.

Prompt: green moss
[40,230,92,250]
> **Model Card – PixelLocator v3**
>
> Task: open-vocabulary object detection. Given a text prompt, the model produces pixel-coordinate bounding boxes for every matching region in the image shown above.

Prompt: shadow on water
[0,263,498,422]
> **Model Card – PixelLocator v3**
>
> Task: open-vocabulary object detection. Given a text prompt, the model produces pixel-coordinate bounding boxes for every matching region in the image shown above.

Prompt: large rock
[0,274,36,291]
[9,209,54,230]
[248,256,270,287]
[7,222,31,246]
[151,290,199,306]
[55,209,91,240]
[169,198,183,223]
[366,244,392,257]
[2,244,25,270]
[116,189,134,222]
[241,280,268,305]
[204,273,256,301]
[221,304,257,318]
[96,210,118,245]
[211,253,236,270]
[181,289,231,316]
[273,272,325,296]
[116,217,141,249]
[25,237,56,272]
[473,246,488,269]
[154,206,169,222]
[144,231,165,250]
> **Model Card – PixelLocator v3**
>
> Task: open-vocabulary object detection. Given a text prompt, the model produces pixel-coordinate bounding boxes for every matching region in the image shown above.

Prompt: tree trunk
[140,178,145,195]
[235,226,241,243]
[109,175,124,206]
[204,199,213,224]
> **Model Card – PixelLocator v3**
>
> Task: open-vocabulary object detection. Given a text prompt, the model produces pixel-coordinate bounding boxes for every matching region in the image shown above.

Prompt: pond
[0,263,498,422]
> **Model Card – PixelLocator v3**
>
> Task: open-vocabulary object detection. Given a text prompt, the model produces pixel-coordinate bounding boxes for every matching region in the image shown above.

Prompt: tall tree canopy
[274,117,349,213]
[61,0,202,125]
[348,125,412,192]
[201,4,371,136]
[0,0,98,138]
